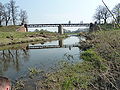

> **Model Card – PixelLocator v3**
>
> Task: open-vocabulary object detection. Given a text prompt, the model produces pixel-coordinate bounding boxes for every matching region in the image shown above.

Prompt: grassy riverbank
[80,30,120,90]
[0,26,66,46]
[13,29,120,90]
[0,25,20,32]
[36,30,120,90]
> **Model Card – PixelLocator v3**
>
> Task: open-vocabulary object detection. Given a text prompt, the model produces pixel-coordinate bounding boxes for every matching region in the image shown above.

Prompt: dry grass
[86,30,120,90]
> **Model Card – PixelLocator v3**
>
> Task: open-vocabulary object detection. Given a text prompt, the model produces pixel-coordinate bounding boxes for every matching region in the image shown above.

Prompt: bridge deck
[27,23,90,28]
[28,45,79,49]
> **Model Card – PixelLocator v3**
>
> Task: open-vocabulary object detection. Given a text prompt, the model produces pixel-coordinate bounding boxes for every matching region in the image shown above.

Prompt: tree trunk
[98,19,101,24]
[0,17,2,26]
[5,17,10,26]
[0,21,1,26]
[104,19,107,24]
[6,21,8,26]
[13,19,15,25]
[117,16,120,23]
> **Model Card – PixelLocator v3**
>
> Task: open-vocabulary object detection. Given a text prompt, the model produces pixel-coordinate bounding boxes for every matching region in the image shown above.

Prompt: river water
[0,36,83,80]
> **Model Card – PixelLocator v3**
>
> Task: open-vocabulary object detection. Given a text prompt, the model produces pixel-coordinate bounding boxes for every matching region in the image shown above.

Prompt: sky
[1,0,119,31]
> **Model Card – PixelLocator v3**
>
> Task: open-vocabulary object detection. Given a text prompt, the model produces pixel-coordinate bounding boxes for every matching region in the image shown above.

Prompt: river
[0,36,83,80]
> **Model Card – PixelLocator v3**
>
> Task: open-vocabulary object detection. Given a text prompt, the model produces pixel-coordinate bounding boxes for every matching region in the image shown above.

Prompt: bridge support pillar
[58,25,64,34]
[59,39,63,47]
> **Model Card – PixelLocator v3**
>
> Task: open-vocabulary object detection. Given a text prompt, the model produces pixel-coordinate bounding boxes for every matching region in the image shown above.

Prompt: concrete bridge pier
[58,24,64,34]
[59,39,63,47]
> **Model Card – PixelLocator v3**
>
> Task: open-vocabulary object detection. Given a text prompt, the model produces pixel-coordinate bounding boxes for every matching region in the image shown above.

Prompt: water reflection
[59,39,63,47]
[0,36,82,80]
[28,38,78,50]
[0,46,29,75]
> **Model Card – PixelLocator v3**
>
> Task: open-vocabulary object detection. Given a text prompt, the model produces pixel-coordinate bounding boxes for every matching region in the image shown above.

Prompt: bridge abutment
[58,25,64,34]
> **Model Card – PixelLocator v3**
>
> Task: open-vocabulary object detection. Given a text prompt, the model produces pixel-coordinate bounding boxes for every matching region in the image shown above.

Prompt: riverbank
[0,26,67,46]
[12,29,120,90]
[79,30,120,90]
[22,30,120,90]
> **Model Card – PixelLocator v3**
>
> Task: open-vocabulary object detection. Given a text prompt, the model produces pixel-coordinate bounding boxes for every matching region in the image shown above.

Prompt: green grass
[99,24,120,30]
[0,26,67,46]
[13,28,120,90]
[34,29,120,90]
[34,49,107,90]
[0,25,20,32]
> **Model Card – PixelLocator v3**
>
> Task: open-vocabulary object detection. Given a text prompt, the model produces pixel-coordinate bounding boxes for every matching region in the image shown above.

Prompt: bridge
[27,39,80,49]
[26,23,90,34]
[28,44,80,49]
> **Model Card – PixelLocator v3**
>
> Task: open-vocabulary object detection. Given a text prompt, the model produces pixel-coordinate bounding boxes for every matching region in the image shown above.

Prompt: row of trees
[0,0,28,26]
[94,3,120,24]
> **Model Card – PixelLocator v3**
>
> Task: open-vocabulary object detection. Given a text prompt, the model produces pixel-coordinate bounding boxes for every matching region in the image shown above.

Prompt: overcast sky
[1,0,119,24]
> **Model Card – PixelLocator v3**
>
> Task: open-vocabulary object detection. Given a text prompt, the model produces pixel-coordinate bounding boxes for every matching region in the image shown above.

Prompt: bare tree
[19,9,28,25]
[100,6,110,24]
[9,0,18,25]
[94,6,103,24]
[112,3,120,23]
[3,3,11,26]
[102,0,120,28]
[94,5,110,24]
[0,2,4,26]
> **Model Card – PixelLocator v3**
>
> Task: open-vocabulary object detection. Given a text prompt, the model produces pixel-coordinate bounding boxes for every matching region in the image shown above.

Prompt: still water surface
[0,36,82,80]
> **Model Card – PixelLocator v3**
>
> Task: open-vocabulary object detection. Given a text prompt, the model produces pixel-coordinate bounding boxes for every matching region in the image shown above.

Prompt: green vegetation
[28,67,44,79]
[99,24,120,30]
[0,26,67,46]
[7,25,119,90]
[10,25,120,90]
[12,29,120,90]
[34,49,107,90]
[0,25,20,32]
[32,29,120,90]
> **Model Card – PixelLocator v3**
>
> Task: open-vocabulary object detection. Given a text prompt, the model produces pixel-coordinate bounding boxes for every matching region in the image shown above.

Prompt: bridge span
[26,23,90,34]
[27,39,80,49]
[28,44,80,49]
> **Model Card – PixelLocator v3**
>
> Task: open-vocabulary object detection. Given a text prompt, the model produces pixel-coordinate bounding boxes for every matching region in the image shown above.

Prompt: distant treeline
[0,0,28,26]
[64,28,89,33]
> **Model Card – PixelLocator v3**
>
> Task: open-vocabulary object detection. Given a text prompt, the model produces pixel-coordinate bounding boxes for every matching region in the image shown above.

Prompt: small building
[16,25,27,32]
